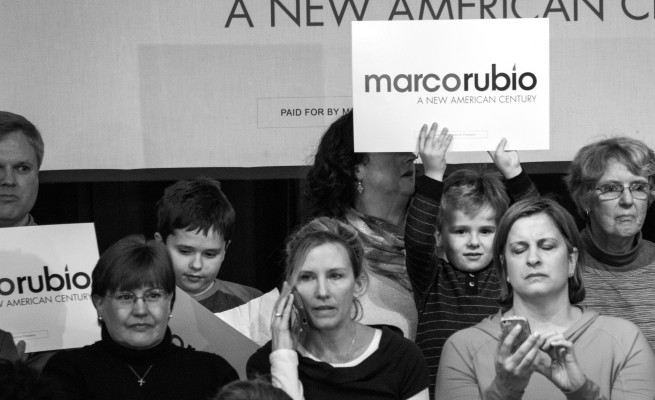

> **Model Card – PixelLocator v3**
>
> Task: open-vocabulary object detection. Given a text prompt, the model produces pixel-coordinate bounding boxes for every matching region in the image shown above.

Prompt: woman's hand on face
[417,122,452,182]
[271,282,299,352]
[535,332,587,393]
[488,138,523,179]
[493,324,542,393]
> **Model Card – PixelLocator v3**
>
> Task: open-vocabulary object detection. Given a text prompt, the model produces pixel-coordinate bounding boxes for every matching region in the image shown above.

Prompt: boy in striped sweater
[405,123,537,396]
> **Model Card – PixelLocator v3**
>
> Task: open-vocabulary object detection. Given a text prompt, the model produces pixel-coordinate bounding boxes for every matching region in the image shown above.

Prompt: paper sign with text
[169,288,259,379]
[0,224,100,353]
[352,19,549,152]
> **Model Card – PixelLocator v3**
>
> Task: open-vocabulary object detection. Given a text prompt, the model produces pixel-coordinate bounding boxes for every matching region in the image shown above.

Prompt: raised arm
[488,138,539,201]
[405,123,452,310]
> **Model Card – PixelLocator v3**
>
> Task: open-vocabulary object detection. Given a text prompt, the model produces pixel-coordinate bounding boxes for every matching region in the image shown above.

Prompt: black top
[247,326,429,400]
[41,326,238,400]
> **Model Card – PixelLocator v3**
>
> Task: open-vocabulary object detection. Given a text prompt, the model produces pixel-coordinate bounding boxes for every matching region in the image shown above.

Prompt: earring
[98,315,104,322]
[169,314,173,319]
[356,180,364,194]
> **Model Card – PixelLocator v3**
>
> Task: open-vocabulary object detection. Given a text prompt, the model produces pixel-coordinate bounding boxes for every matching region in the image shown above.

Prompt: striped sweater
[405,172,536,396]
[580,227,655,352]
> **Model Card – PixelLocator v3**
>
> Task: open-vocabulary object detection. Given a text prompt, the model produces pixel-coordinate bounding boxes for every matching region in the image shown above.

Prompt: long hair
[284,217,367,319]
[305,111,368,218]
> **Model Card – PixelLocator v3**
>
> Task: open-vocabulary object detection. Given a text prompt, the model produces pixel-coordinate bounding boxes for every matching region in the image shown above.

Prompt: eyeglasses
[107,289,170,306]
[595,182,653,200]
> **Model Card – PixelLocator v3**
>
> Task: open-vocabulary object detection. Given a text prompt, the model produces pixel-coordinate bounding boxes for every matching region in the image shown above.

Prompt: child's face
[162,228,227,295]
[438,206,496,273]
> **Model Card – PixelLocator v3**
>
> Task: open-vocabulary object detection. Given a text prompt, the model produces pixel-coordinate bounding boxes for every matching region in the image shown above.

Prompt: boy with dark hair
[405,124,537,395]
[155,177,262,313]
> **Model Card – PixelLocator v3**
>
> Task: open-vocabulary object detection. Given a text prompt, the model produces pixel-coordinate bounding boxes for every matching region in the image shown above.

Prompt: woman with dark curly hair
[306,111,418,339]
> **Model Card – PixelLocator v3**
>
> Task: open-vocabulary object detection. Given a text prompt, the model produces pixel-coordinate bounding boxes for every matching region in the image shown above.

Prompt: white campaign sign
[0,224,100,353]
[2,2,654,168]
[352,19,549,152]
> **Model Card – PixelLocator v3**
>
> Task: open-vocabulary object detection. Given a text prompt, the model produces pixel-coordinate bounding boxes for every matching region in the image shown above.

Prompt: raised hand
[488,138,523,179]
[417,122,452,181]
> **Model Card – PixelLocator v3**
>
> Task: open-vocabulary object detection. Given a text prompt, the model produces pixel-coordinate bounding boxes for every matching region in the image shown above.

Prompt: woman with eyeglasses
[42,235,238,400]
[565,137,655,351]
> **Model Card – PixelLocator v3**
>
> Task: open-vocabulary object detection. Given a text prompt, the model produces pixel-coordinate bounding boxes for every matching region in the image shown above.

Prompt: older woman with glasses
[42,235,238,400]
[565,137,655,351]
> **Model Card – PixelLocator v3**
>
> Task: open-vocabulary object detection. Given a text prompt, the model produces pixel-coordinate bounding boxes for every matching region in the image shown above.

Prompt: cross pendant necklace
[128,364,153,387]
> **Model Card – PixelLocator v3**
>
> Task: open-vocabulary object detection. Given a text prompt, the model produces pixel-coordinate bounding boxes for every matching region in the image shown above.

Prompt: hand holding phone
[291,287,309,339]
[500,316,531,354]
[271,282,301,351]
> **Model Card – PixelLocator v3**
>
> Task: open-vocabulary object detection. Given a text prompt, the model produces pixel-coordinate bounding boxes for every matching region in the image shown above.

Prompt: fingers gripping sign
[417,122,452,182]
[488,138,523,179]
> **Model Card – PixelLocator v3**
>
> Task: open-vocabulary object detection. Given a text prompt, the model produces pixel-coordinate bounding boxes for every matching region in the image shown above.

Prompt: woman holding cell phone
[435,198,655,400]
[246,217,429,400]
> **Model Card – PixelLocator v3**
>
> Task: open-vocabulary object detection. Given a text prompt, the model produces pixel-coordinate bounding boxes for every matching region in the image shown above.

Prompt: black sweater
[41,327,238,400]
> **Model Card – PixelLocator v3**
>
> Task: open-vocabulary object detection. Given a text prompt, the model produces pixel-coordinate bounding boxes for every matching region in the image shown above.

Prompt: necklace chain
[345,324,357,360]
[309,323,357,363]
[128,364,153,387]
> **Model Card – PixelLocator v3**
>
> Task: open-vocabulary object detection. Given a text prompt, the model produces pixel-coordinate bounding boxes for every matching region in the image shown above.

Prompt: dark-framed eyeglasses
[107,289,170,307]
[595,182,653,200]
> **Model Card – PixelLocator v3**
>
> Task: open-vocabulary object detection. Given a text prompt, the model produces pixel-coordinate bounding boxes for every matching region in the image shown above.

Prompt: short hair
[214,379,291,400]
[0,360,53,400]
[156,178,235,242]
[437,169,510,229]
[565,136,655,217]
[0,111,44,168]
[493,197,585,307]
[284,217,367,318]
[91,235,176,307]
[305,111,368,218]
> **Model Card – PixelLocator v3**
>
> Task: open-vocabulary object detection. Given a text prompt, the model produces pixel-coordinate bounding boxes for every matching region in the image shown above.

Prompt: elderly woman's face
[93,286,172,350]
[589,160,650,241]
[356,153,416,198]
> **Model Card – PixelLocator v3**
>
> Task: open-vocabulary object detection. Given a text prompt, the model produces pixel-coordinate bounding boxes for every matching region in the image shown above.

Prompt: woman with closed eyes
[435,198,655,400]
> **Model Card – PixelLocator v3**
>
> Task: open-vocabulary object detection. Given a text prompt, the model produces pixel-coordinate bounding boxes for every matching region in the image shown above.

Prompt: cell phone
[500,316,531,354]
[291,287,309,335]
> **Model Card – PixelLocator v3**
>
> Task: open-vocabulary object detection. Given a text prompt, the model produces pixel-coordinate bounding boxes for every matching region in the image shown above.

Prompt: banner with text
[0,224,100,353]
[352,19,549,152]
[0,1,653,168]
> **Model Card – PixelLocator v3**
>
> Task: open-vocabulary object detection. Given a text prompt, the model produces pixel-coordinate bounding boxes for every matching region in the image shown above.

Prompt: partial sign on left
[0,223,100,352]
